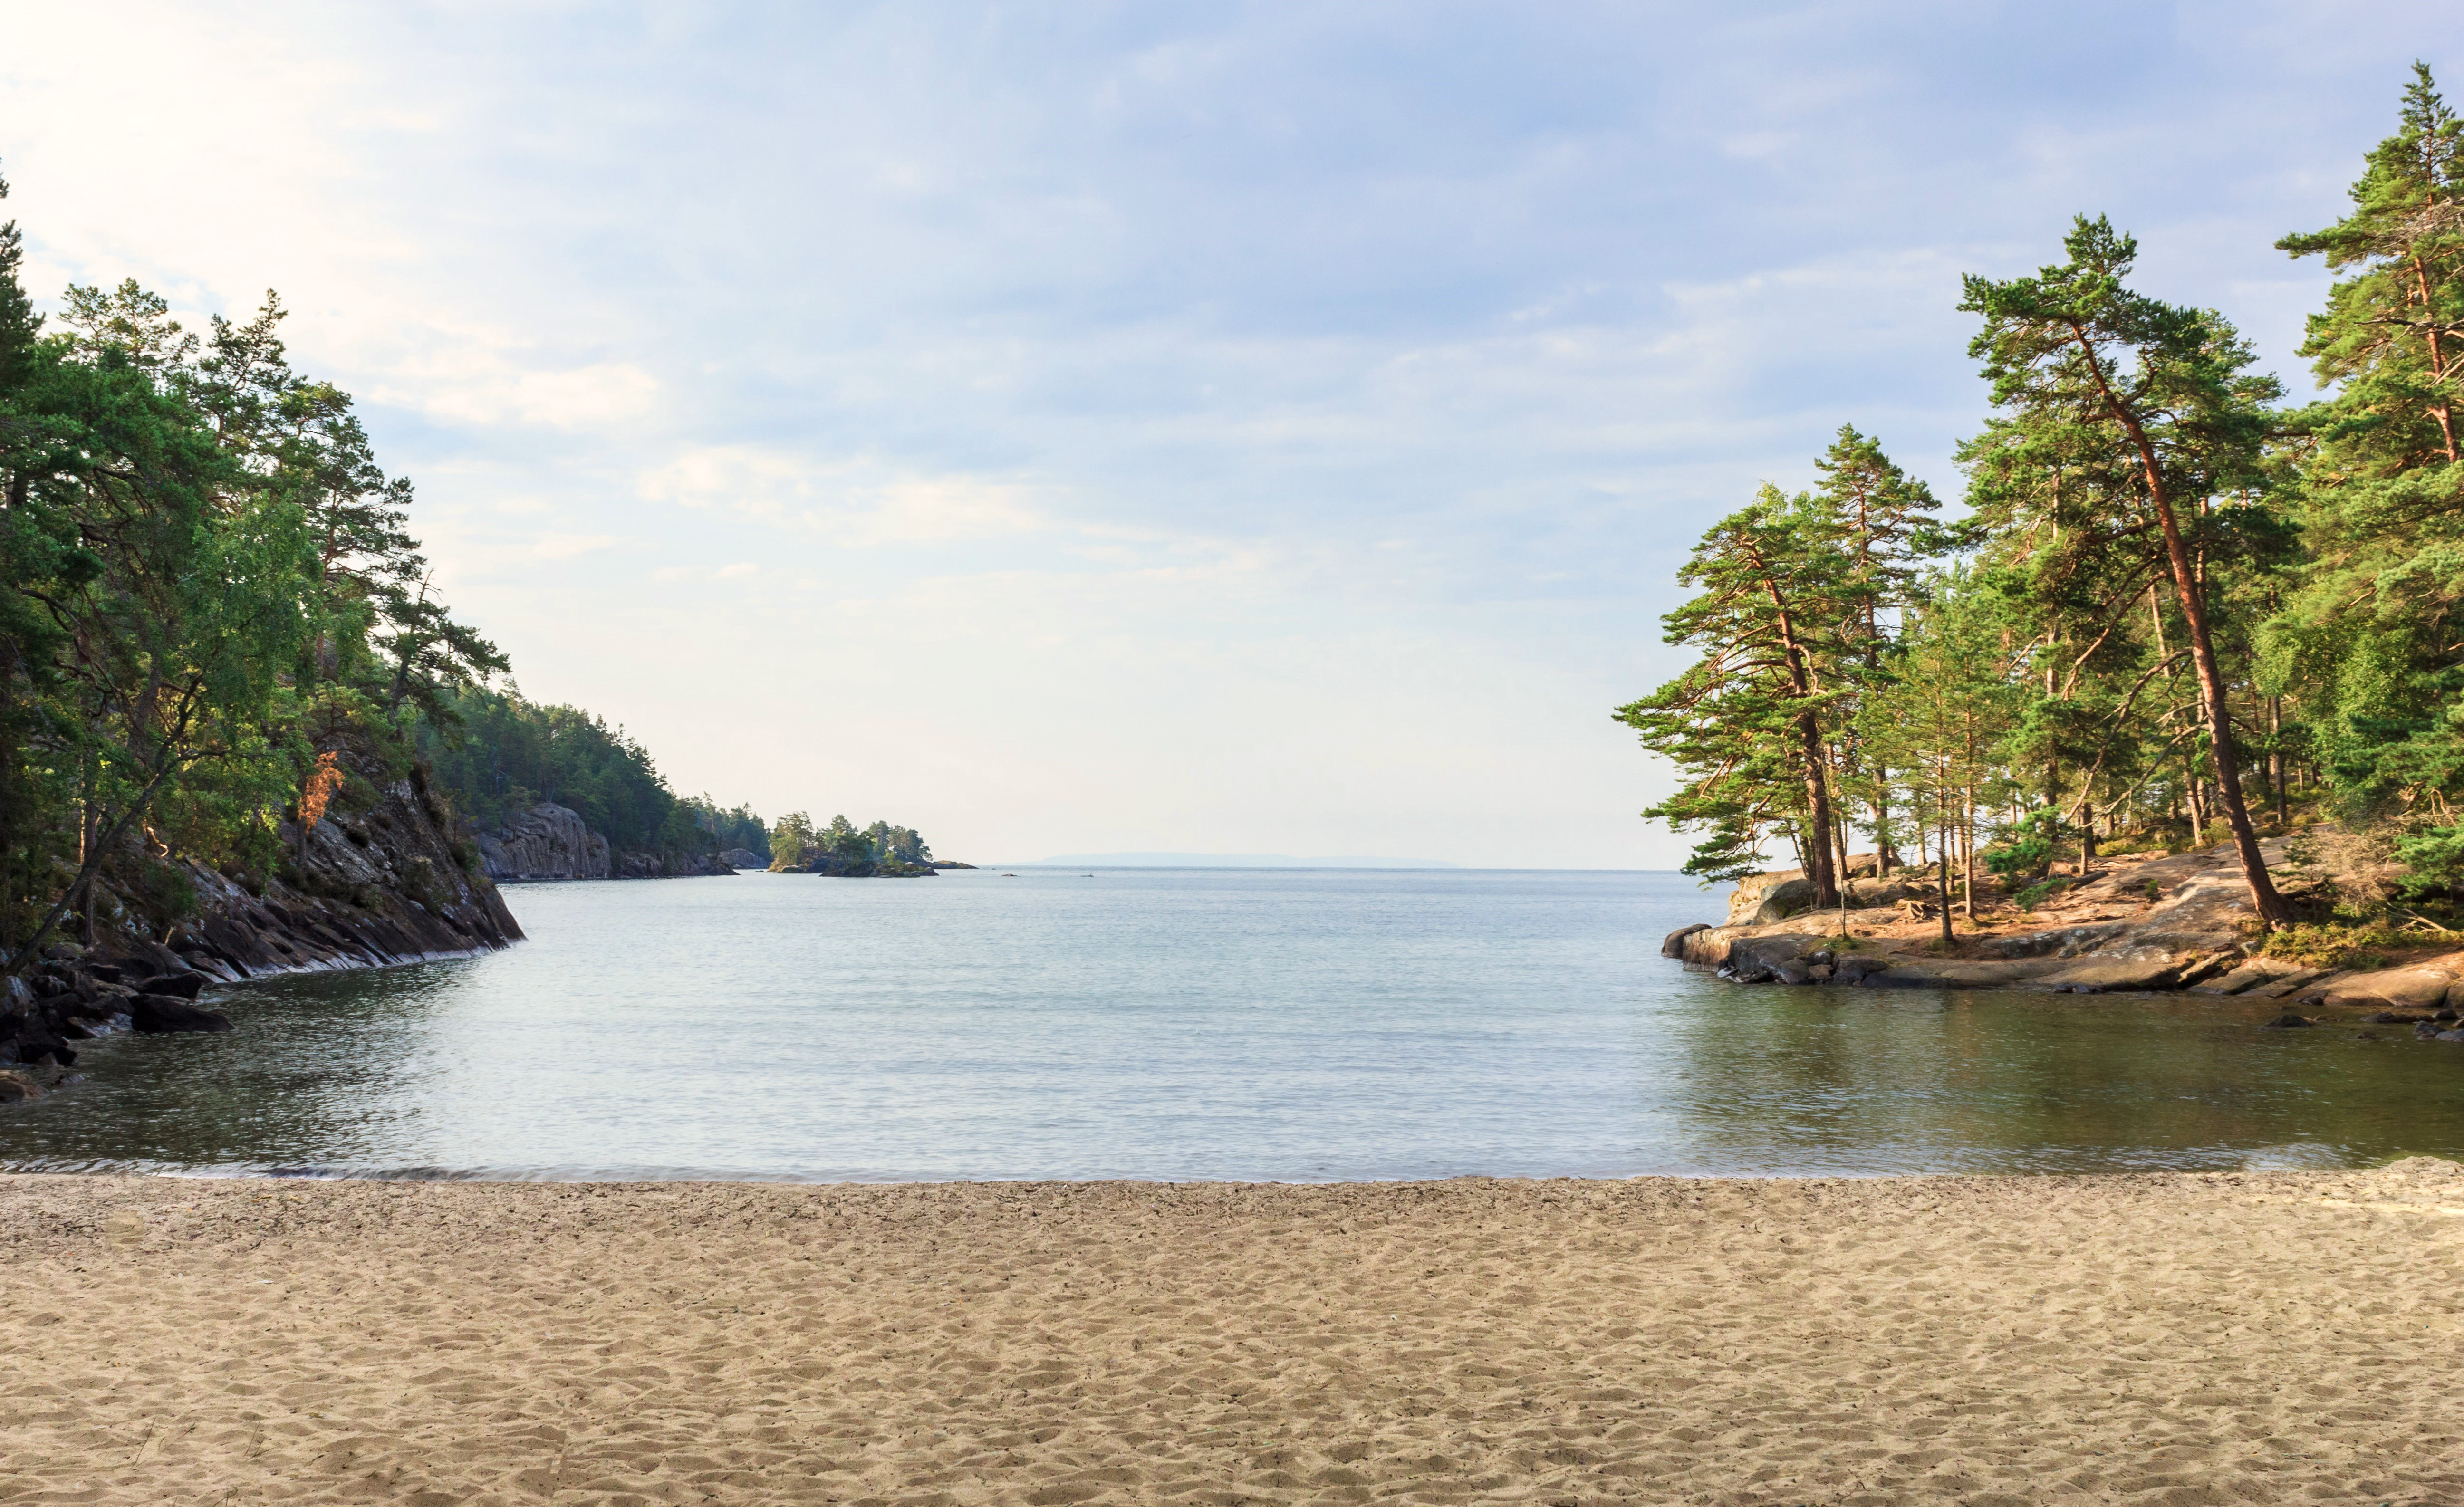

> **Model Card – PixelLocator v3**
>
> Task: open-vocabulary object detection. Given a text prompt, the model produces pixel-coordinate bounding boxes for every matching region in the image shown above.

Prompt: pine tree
[1620,484,1860,905]
[1810,424,1945,873]
[1960,216,2294,926]
[2273,64,2464,883]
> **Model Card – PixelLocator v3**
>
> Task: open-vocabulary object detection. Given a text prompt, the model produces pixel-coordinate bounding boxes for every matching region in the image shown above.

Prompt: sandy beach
[4,1165,2461,1506]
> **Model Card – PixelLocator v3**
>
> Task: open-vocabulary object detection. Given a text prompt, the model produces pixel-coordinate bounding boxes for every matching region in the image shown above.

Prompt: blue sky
[6,3,2453,866]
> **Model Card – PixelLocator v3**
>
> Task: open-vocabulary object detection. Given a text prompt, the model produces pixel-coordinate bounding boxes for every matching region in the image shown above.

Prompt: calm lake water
[3,869,2458,1181]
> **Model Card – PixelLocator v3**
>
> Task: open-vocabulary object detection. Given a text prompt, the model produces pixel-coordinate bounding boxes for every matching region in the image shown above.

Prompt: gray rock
[479,803,611,882]
[2035,957,2197,993]
[2261,1012,2315,1029]
[1721,932,1832,983]
[1774,960,1813,986]
[129,994,233,1034]
[1662,923,1711,959]
[1725,874,1820,927]
[133,971,209,1000]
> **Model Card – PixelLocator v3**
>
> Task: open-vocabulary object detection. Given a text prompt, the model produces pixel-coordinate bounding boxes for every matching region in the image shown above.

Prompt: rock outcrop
[1672,833,2464,1044]
[477,802,733,882]
[2,758,522,1074]
[615,849,733,879]
[1672,837,2289,996]
[479,803,610,881]
[718,848,766,871]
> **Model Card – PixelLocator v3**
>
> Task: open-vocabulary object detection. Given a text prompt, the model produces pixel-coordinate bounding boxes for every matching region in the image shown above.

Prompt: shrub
[2260,922,2412,971]
[2013,876,2071,911]
[1983,809,2066,883]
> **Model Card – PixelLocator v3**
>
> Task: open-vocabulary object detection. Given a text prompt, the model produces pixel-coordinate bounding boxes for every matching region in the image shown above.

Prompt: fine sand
[5,1165,2463,1505]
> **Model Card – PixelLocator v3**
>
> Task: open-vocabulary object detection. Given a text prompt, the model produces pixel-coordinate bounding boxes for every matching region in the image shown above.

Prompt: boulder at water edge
[130,994,233,1034]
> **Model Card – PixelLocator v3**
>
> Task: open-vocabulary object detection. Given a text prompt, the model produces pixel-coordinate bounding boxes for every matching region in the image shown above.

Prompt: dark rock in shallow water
[2438,1029,2464,1043]
[134,971,210,1000]
[2261,1012,2315,1029]
[130,994,233,1034]
[1662,923,1710,959]
[2369,1011,2432,1024]
[1774,960,1814,986]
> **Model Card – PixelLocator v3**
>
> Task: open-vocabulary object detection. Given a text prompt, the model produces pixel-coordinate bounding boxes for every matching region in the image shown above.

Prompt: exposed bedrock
[3,761,522,1076]
[1665,835,2464,1008]
[478,803,609,881]
[477,802,733,882]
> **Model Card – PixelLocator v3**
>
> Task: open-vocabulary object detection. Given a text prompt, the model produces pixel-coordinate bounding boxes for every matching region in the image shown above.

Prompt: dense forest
[416,686,767,868]
[1624,66,2464,945]
[0,165,757,974]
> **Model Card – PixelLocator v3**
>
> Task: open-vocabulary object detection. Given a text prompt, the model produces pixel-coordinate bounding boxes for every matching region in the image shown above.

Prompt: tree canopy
[1624,66,2464,935]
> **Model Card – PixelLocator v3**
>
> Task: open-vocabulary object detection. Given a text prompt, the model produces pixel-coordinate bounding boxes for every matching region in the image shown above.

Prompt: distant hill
[1018,852,1461,869]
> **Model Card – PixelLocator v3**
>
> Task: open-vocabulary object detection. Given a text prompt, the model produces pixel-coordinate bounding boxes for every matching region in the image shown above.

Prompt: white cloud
[636,446,1046,546]
[4,2,2442,864]
[532,533,620,559]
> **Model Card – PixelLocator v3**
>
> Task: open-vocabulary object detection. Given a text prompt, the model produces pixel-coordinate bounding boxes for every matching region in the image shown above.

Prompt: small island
[762,813,956,877]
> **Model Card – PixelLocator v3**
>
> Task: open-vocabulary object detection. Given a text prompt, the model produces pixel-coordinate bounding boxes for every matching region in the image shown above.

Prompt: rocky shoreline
[478,801,734,882]
[1667,837,2464,1038]
[1,763,524,1104]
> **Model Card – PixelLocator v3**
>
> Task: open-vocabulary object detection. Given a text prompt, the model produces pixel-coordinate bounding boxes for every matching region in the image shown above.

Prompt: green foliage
[1619,462,1943,901]
[1983,809,2068,881]
[764,810,932,873]
[417,686,715,862]
[2259,922,2414,970]
[683,796,770,861]
[2012,877,2071,911]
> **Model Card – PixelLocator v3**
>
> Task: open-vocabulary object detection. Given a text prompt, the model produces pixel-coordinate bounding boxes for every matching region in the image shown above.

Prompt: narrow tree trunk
[1936,794,1954,947]
[1963,782,1977,918]
[2270,697,2287,826]
[1875,770,1894,877]
[1799,714,1840,909]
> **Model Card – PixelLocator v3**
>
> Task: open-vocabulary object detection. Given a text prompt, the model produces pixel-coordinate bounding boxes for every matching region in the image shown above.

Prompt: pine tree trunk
[1963,783,1977,917]
[1875,770,1894,877]
[1936,795,1954,947]
[1799,714,1840,909]
[2270,698,2287,825]
[2080,335,2293,925]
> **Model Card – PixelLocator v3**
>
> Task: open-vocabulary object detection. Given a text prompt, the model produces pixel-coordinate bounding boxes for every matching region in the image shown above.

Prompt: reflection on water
[1,869,2457,1180]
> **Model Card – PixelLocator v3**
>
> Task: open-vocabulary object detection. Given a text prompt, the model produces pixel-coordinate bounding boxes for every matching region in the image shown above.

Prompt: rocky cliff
[1,758,523,1096]
[476,802,732,882]
[478,803,610,881]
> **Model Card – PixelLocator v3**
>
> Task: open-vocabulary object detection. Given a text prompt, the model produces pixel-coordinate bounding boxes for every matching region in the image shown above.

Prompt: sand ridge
[3,1165,2461,1504]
